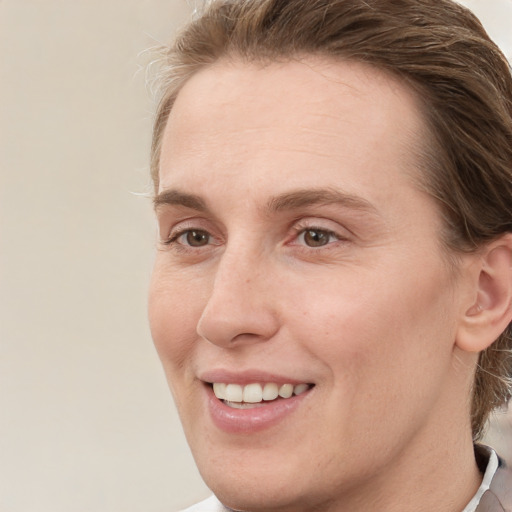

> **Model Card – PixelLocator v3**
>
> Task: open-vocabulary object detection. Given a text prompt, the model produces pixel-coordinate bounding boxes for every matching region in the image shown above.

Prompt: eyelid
[284,218,353,252]
[160,218,217,245]
[297,228,339,240]
[291,217,352,238]
[162,228,198,246]
[159,216,351,250]
[164,219,229,264]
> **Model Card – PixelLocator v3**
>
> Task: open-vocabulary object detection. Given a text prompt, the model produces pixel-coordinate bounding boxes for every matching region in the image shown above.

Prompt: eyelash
[162,224,345,252]
[293,227,341,247]
[162,228,213,247]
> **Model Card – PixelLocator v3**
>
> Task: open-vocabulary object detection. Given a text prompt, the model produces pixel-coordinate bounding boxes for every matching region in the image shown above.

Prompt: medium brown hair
[150,0,512,439]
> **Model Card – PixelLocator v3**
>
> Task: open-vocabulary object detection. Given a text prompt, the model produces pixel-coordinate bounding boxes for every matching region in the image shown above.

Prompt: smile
[201,372,315,433]
[212,382,311,407]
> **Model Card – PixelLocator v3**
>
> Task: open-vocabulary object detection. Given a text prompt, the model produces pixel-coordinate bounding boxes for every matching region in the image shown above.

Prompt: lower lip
[206,385,311,434]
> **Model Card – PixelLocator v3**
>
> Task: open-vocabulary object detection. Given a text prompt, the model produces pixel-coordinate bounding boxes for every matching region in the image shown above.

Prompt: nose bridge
[196,242,278,347]
[218,243,258,292]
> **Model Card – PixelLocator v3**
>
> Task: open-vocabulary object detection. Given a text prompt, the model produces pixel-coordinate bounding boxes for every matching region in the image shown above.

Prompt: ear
[456,233,512,353]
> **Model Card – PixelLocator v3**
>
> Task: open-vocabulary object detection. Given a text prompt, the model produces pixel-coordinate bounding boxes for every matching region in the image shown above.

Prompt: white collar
[461,448,499,512]
[180,495,231,512]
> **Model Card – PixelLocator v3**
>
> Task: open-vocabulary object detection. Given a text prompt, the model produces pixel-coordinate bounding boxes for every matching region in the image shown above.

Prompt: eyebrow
[153,189,209,212]
[266,188,378,215]
[153,187,378,216]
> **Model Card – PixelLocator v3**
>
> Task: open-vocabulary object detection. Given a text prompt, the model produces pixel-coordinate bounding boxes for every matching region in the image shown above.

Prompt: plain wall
[1,1,511,511]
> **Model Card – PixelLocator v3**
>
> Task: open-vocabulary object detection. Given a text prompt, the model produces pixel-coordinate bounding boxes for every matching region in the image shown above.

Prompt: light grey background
[1,1,511,511]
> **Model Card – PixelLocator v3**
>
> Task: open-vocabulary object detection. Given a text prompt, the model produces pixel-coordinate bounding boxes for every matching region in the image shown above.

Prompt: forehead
[159,56,427,203]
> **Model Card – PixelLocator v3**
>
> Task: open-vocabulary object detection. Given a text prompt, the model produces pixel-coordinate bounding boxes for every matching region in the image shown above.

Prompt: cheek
[289,261,456,389]
[289,266,458,460]
[148,265,205,380]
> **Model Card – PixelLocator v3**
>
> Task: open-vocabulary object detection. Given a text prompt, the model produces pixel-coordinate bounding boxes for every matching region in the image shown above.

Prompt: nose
[196,249,280,348]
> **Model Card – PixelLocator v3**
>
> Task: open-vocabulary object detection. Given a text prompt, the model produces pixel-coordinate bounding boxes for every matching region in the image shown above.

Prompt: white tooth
[213,383,227,400]
[224,383,243,402]
[294,384,309,396]
[278,383,293,398]
[262,382,279,401]
[243,383,263,403]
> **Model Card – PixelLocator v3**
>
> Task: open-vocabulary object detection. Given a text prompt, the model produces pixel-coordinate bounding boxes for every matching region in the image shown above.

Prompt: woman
[148,0,512,510]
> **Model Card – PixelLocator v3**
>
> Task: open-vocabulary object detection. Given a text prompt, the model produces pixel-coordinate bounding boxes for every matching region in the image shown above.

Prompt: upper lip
[199,369,313,386]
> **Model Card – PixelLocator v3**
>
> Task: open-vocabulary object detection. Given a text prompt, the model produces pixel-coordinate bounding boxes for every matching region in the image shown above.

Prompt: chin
[190,439,336,512]
[206,476,307,512]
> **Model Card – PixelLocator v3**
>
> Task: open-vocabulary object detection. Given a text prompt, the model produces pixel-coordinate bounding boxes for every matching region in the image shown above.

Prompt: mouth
[200,370,315,433]
[208,381,314,409]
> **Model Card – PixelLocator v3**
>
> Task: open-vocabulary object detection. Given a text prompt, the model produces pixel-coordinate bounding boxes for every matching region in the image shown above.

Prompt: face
[149,58,472,511]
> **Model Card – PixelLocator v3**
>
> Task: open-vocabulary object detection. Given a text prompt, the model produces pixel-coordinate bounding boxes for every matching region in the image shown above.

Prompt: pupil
[187,230,209,246]
[305,229,328,247]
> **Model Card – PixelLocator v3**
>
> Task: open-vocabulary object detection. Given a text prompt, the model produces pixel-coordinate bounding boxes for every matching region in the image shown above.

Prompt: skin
[149,57,483,511]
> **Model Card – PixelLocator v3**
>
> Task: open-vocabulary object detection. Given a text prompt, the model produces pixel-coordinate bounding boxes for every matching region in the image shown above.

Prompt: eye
[297,228,339,247]
[183,229,210,247]
[165,228,212,247]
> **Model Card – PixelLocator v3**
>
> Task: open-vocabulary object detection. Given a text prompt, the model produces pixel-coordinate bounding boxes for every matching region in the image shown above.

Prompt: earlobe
[456,234,512,353]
